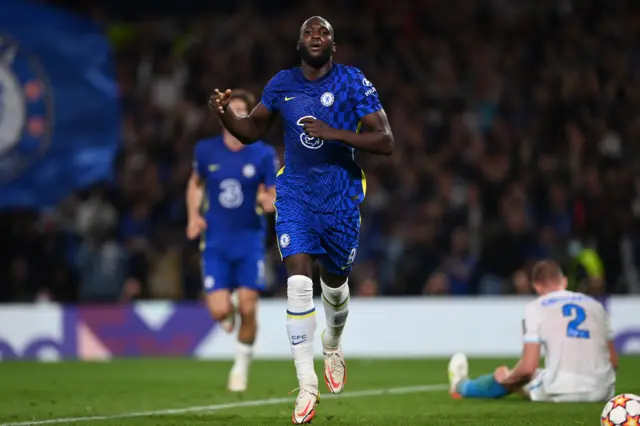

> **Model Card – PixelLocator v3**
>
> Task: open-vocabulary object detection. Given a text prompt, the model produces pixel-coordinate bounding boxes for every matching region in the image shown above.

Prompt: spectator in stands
[426,227,478,296]
[1,0,639,301]
[76,221,140,303]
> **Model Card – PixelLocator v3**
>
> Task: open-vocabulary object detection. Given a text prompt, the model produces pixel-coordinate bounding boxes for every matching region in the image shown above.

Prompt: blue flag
[0,0,119,208]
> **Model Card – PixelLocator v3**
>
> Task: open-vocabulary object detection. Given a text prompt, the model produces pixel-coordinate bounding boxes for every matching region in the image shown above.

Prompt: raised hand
[208,88,232,114]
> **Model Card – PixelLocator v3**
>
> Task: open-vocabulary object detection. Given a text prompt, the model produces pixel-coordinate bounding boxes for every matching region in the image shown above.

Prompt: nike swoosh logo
[209,164,220,171]
[326,365,342,389]
[285,96,296,101]
[292,339,306,346]
[296,400,312,417]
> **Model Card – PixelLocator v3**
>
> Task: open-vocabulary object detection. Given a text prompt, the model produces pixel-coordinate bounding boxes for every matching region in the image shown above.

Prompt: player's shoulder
[543,290,586,302]
[266,68,298,87]
[194,135,223,156]
[535,290,600,309]
[569,291,607,313]
[250,140,276,156]
[335,63,363,76]
[195,135,223,150]
[525,297,543,315]
[334,63,370,82]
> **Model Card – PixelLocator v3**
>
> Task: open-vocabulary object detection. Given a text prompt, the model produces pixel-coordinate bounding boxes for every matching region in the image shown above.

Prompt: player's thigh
[204,289,232,321]
[318,266,349,287]
[201,251,233,319]
[234,250,267,294]
[522,369,548,402]
[274,199,323,272]
[236,287,259,320]
[318,207,360,276]
[605,384,616,402]
[283,253,315,278]
[599,385,615,402]
[551,386,616,403]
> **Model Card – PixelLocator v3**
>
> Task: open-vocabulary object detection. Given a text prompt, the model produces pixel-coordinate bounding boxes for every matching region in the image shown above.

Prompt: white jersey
[523,290,615,397]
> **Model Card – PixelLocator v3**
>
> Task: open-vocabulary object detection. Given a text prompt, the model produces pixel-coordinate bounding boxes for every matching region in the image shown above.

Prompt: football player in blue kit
[186,89,277,393]
[209,17,394,424]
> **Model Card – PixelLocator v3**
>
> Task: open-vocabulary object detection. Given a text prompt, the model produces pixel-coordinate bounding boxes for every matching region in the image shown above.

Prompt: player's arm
[185,150,207,240]
[257,184,276,213]
[256,147,278,213]
[498,342,541,388]
[603,308,619,370]
[608,341,618,371]
[299,109,394,156]
[334,110,394,156]
[301,71,393,155]
[209,78,280,144]
[498,304,542,388]
[186,171,203,217]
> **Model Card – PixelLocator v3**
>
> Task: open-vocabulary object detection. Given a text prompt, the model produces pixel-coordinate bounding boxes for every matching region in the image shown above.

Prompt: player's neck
[223,134,245,152]
[301,60,333,81]
[540,286,567,297]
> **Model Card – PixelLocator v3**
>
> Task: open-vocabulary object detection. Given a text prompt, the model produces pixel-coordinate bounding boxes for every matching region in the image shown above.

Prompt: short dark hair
[299,16,334,40]
[229,89,256,112]
[531,260,563,284]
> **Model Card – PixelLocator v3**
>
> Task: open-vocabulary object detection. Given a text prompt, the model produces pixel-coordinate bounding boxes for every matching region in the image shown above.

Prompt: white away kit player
[448,260,618,402]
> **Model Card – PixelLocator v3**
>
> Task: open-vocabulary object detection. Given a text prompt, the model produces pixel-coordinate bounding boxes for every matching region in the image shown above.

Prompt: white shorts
[523,369,615,403]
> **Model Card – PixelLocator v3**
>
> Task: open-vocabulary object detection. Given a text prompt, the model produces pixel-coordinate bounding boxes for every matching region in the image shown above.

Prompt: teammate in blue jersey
[186,89,277,393]
[209,16,394,424]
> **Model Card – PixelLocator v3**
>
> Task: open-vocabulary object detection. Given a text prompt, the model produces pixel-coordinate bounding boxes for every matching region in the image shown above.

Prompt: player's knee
[238,301,257,322]
[205,294,232,321]
[319,270,348,288]
[210,305,232,322]
[237,288,258,319]
[238,295,257,321]
[284,254,314,277]
[287,274,314,301]
[210,308,231,322]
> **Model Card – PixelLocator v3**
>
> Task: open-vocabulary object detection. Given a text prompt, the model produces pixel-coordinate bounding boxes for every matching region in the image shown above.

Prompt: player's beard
[298,43,332,69]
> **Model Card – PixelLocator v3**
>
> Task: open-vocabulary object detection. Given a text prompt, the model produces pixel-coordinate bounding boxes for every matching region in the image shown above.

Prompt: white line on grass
[2,383,448,425]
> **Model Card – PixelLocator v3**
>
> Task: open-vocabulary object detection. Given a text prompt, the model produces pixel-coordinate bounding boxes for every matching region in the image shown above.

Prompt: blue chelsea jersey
[261,64,382,212]
[193,136,278,249]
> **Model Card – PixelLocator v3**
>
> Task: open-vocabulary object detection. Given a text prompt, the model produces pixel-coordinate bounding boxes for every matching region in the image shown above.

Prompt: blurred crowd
[2,0,640,303]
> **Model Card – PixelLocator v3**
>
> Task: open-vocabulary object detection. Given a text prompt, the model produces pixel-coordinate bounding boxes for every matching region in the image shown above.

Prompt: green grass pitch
[0,357,638,425]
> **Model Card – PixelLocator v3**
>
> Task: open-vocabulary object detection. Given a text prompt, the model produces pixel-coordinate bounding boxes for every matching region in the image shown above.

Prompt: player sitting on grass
[448,260,618,403]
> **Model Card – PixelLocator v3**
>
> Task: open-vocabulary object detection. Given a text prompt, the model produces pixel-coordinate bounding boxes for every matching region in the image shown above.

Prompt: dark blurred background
[2,0,640,303]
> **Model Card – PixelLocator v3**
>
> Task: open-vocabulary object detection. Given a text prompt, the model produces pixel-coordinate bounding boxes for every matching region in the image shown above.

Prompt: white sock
[321,278,350,349]
[286,275,318,388]
[231,342,253,375]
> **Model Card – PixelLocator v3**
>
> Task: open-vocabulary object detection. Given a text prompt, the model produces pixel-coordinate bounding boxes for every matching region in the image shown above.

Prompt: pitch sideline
[2,383,449,425]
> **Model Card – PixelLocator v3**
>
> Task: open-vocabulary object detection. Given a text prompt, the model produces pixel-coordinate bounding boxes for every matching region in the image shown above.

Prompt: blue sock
[456,373,509,399]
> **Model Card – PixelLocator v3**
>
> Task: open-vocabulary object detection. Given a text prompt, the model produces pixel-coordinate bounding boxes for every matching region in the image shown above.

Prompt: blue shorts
[200,245,265,294]
[274,198,360,275]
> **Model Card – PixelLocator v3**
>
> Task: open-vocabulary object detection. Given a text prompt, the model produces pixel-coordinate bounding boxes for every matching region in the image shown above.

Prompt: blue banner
[0,0,119,208]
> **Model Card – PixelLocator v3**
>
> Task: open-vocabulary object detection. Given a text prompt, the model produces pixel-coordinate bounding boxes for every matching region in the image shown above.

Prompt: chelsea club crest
[0,34,52,182]
[320,92,334,107]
